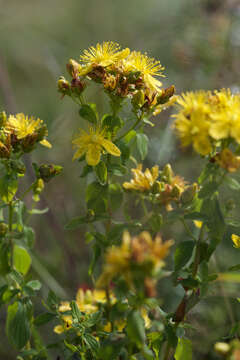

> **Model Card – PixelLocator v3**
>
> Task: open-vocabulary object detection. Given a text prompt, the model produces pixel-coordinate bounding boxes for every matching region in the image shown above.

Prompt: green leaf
[6,302,30,349]
[198,181,218,199]
[101,114,123,132]
[65,212,109,230]
[70,300,82,322]
[0,174,18,203]
[13,245,31,275]
[79,103,98,124]
[174,338,192,360]
[0,242,10,275]
[126,310,146,347]
[184,212,207,221]
[84,333,99,353]
[124,130,136,144]
[26,280,42,291]
[95,161,107,185]
[228,264,240,271]
[136,133,148,160]
[174,241,195,271]
[225,177,240,191]
[86,181,108,214]
[109,163,127,177]
[34,312,56,326]
[109,183,123,211]
[28,207,49,215]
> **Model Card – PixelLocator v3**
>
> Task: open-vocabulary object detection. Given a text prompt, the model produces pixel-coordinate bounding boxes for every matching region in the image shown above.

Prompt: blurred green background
[1,0,240,358]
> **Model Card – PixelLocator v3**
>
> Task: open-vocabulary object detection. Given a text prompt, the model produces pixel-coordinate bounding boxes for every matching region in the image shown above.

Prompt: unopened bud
[157,85,175,105]
[39,164,63,183]
[58,77,71,96]
[181,183,198,204]
[131,90,145,108]
[214,342,230,355]
[66,59,81,77]
[0,111,7,127]
[171,184,182,199]
[71,78,86,95]
[161,164,173,184]
[0,222,8,237]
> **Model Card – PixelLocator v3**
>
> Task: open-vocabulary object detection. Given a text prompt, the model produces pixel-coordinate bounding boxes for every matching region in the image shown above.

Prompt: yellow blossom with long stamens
[209,89,240,143]
[80,41,130,68]
[173,91,212,155]
[123,164,159,192]
[6,113,51,148]
[123,51,164,93]
[72,126,121,166]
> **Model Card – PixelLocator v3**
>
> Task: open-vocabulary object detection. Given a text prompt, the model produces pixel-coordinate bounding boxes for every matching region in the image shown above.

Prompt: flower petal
[86,144,101,166]
[102,139,121,157]
[72,147,86,161]
[40,139,52,148]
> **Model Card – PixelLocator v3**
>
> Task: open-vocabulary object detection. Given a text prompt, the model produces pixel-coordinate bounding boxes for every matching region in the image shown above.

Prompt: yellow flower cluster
[59,41,175,112]
[54,288,115,334]
[0,111,51,158]
[54,287,151,334]
[123,163,193,211]
[72,126,121,165]
[97,231,173,291]
[173,89,240,156]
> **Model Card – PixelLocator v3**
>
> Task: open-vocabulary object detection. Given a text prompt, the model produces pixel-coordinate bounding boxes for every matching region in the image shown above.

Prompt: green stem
[117,112,143,141]
[163,342,172,360]
[19,183,34,201]
[8,201,14,267]
[181,218,197,241]
[192,224,205,278]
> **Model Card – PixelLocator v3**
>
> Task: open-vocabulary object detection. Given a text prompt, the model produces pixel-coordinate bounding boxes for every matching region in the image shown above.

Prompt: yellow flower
[72,126,121,166]
[232,234,240,249]
[209,89,240,143]
[123,51,164,93]
[123,164,159,192]
[97,231,173,288]
[97,231,132,288]
[173,92,212,155]
[6,113,51,148]
[215,148,240,172]
[80,41,130,68]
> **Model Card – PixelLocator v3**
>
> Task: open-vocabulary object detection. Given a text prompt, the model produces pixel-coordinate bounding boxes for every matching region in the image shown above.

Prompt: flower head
[123,164,159,192]
[215,148,240,172]
[97,231,173,289]
[6,113,51,148]
[123,51,164,93]
[173,91,212,155]
[72,126,121,166]
[80,41,130,68]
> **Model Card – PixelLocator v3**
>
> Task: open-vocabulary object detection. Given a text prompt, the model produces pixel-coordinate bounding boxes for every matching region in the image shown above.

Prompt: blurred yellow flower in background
[72,126,121,165]
[173,91,212,155]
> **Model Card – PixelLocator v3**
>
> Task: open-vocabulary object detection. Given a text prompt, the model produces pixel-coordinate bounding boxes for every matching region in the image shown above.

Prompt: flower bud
[39,164,63,183]
[0,222,8,237]
[58,77,71,96]
[71,78,86,95]
[0,111,7,127]
[157,85,175,105]
[131,90,145,109]
[180,183,198,204]
[171,184,182,199]
[66,59,81,77]
[214,342,230,355]
[161,164,173,184]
